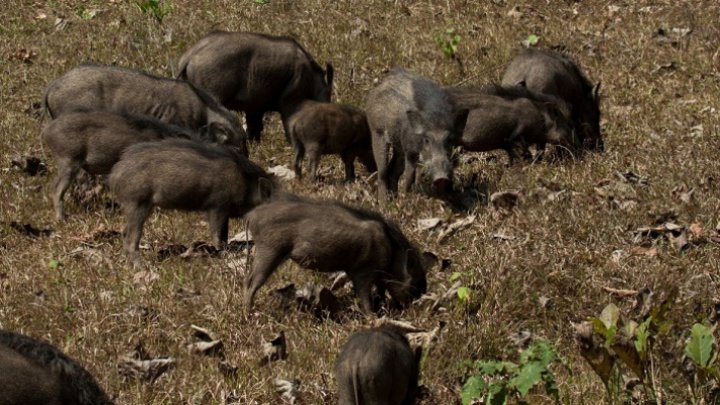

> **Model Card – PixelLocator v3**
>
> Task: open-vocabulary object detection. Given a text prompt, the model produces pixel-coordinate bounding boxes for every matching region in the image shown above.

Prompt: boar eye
[423,136,430,144]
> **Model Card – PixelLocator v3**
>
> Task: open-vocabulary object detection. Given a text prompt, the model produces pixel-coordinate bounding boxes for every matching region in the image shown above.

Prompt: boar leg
[207,209,230,247]
[305,143,322,182]
[372,133,391,201]
[341,152,356,182]
[401,155,418,193]
[244,247,289,309]
[387,149,405,194]
[349,271,375,313]
[123,202,152,263]
[293,142,305,179]
[51,159,81,221]
[246,112,264,142]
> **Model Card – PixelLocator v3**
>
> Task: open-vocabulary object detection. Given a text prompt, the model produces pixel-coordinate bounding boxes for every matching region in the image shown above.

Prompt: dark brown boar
[365,68,468,201]
[108,139,274,262]
[177,31,333,142]
[501,48,602,151]
[41,110,227,221]
[335,325,421,405]
[243,195,434,313]
[287,101,376,182]
[43,64,247,153]
[0,329,113,405]
[447,84,578,163]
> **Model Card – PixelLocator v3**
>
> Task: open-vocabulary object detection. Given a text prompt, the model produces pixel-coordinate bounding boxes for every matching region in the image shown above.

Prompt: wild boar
[177,31,334,142]
[43,64,247,152]
[287,100,376,182]
[335,325,421,405]
[243,195,435,313]
[501,48,602,151]
[365,68,468,201]
[41,110,233,221]
[109,139,274,262]
[0,329,113,405]
[446,84,578,163]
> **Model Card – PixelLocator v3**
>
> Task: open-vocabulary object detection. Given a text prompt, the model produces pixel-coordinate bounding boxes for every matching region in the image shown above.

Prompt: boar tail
[42,87,54,121]
[352,364,360,405]
[176,54,190,80]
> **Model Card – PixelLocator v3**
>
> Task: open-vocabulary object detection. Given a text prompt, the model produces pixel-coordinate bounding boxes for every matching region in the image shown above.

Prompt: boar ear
[453,109,470,135]
[422,251,438,270]
[208,122,230,144]
[406,110,426,136]
[325,62,334,91]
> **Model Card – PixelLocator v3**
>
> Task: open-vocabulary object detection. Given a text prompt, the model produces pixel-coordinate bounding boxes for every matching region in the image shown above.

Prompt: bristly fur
[0,330,113,405]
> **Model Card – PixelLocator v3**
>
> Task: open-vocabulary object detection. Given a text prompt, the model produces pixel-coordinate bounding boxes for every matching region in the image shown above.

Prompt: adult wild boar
[42,110,233,221]
[177,31,334,142]
[447,84,578,163]
[109,139,274,262]
[287,101,376,182]
[0,329,113,405]
[243,195,435,313]
[44,64,247,152]
[335,325,421,405]
[365,68,468,201]
[501,48,602,151]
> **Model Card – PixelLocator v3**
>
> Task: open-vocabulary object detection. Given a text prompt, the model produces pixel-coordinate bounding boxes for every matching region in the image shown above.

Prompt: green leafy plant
[685,323,719,403]
[434,26,461,60]
[576,288,677,404]
[136,0,172,24]
[48,259,60,270]
[255,0,271,4]
[450,271,471,305]
[77,7,96,21]
[461,340,560,404]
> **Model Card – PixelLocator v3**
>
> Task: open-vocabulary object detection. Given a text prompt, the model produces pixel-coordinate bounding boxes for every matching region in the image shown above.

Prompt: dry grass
[1,0,719,403]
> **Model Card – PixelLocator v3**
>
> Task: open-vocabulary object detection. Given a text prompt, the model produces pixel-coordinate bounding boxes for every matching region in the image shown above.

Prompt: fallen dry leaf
[187,340,224,357]
[268,165,296,181]
[275,378,301,404]
[437,215,476,243]
[490,191,519,211]
[9,222,52,238]
[417,217,442,231]
[689,222,703,239]
[10,156,47,176]
[260,332,287,365]
[132,270,159,289]
[118,345,175,382]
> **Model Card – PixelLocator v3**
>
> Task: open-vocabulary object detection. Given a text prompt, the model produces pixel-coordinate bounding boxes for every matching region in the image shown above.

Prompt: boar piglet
[366,68,468,201]
[178,31,333,142]
[109,138,274,262]
[243,195,435,313]
[502,48,602,151]
[335,325,421,405]
[44,64,248,155]
[41,110,227,221]
[447,84,578,163]
[287,100,376,182]
[0,329,113,405]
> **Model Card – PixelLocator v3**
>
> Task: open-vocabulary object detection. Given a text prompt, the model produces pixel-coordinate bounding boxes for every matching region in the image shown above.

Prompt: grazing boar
[109,139,274,262]
[41,110,232,221]
[177,31,334,142]
[0,329,113,405]
[447,84,578,163]
[43,64,247,153]
[287,100,376,182]
[335,325,421,405]
[243,195,434,313]
[365,68,468,201]
[501,48,602,151]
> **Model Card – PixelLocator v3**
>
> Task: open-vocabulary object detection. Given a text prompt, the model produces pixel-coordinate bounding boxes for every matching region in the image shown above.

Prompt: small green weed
[461,340,560,404]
